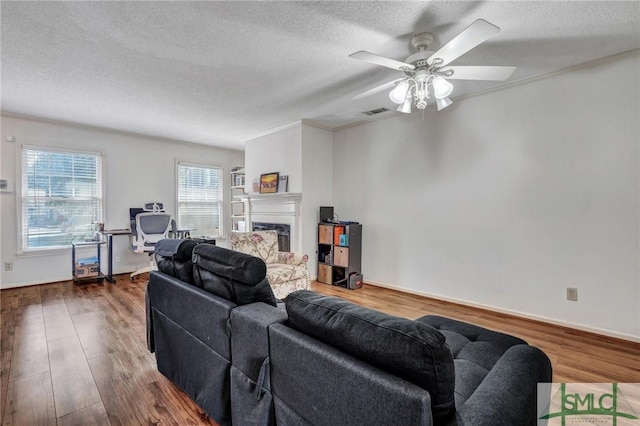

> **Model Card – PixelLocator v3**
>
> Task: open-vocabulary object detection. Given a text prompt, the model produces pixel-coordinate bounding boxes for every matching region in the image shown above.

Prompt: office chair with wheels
[130,203,172,280]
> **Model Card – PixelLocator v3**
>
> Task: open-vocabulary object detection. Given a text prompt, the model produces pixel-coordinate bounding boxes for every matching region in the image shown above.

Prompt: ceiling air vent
[362,107,390,116]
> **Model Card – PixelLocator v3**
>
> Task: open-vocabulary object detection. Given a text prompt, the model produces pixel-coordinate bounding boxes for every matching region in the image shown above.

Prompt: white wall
[0,115,244,288]
[333,51,640,339]
[245,123,302,194]
[301,124,333,277]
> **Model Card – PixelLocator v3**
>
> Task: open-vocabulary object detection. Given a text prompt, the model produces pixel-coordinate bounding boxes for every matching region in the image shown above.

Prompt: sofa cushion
[416,315,528,406]
[192,244,277,307]
[284,290,456,420]
[155,238,198,284]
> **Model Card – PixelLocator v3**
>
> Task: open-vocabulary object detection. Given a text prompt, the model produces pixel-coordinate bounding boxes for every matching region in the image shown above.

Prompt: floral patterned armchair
[228,230,311,299]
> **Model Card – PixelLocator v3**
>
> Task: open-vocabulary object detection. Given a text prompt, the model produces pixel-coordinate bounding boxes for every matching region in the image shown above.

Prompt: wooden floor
[1,276,639,425]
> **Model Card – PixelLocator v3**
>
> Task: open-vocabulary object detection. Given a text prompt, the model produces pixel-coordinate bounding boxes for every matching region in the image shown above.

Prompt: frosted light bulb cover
[433,77,453,99]
[389,81,410,104]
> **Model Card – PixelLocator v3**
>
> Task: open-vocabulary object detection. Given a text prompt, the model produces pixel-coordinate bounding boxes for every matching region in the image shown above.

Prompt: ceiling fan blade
[428,19,500,67]
[444,66,517,81]
[351,78,406,100]
[349,51,415,71]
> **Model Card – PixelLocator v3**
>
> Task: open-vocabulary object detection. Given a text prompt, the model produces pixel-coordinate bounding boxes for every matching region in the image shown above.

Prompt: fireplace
[239,192,301,252]
[253,222,290,252]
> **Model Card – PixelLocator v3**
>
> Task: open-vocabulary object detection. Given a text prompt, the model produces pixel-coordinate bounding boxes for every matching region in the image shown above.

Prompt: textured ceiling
[2,1,639,150]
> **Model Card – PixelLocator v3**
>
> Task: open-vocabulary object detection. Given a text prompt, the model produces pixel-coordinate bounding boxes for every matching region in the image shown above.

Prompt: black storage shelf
[317,223,362,288]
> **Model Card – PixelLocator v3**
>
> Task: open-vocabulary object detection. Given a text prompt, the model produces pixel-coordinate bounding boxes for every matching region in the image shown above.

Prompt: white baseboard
[365,279,640,344]
[1,275,69,289]
[1,266,137,290]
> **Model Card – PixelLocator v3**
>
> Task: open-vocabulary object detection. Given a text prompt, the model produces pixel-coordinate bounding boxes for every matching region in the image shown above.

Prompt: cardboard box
[76,263,99,278]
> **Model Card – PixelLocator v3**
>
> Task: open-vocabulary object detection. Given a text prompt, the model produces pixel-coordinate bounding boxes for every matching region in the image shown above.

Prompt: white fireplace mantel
[238,193,302,252]
[238,193,302,203]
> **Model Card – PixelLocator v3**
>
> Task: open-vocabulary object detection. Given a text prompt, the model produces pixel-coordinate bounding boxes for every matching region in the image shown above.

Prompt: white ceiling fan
[349,19,516,113]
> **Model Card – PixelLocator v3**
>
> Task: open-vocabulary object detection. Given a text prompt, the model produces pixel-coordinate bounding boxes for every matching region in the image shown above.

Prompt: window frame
[175,160,224,238]
[17,144,104,254]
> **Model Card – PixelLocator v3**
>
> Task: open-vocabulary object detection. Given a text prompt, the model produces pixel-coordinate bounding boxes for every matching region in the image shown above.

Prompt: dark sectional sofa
[146,240,552,426]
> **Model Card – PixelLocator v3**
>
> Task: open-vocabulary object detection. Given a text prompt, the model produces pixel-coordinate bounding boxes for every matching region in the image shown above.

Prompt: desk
[101,229,131,283]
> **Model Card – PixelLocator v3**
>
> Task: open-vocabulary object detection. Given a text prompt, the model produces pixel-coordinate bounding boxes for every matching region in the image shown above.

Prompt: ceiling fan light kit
[350,19,517,114]
[388,73,454,114]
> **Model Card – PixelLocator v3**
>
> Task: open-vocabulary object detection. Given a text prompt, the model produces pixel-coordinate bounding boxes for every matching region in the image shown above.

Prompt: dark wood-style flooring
[1,275,639,425]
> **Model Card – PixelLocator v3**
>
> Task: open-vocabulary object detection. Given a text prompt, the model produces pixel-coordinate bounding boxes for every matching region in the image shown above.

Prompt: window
[21,146,103,251]
[177,162,222,237]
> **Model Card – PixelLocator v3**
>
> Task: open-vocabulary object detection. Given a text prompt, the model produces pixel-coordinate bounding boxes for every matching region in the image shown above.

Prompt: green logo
[539,383,639,425]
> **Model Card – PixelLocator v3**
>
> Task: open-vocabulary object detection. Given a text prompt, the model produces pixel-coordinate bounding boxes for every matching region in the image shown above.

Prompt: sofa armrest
[230,303,288,381]
[447,345,552,426]
[274,251,308,266]
[229,304,288,426]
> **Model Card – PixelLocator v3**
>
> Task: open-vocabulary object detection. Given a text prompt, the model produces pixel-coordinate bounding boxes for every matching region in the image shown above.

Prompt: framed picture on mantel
[260,172,279,194]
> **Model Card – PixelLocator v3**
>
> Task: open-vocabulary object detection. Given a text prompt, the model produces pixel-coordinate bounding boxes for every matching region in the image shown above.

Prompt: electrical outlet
[4,262,13,271]
[115,256,120,263]
[566,287,578,302]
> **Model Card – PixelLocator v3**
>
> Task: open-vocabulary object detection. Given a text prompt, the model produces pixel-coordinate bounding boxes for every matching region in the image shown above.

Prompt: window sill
[16,246,71,258]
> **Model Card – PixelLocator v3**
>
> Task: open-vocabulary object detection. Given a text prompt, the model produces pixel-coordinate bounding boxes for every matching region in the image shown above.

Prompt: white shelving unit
[231,167,246,231]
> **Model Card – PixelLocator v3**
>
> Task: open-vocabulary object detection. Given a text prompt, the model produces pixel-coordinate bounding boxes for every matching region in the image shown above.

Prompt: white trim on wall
[365,279,640,343]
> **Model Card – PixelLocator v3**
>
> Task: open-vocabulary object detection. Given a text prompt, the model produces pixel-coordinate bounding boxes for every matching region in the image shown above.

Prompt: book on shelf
[233,174,246,186]
[334,226,345,245]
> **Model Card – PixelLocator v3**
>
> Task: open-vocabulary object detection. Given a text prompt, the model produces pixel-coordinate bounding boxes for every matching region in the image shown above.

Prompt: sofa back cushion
[284,290,456,420]
[192,244,277,307]
[154,238,198,283]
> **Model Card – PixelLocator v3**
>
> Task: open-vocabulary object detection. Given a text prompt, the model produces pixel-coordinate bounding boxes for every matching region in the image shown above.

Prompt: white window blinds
[177,162,222,237]
[21,146,103,250]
